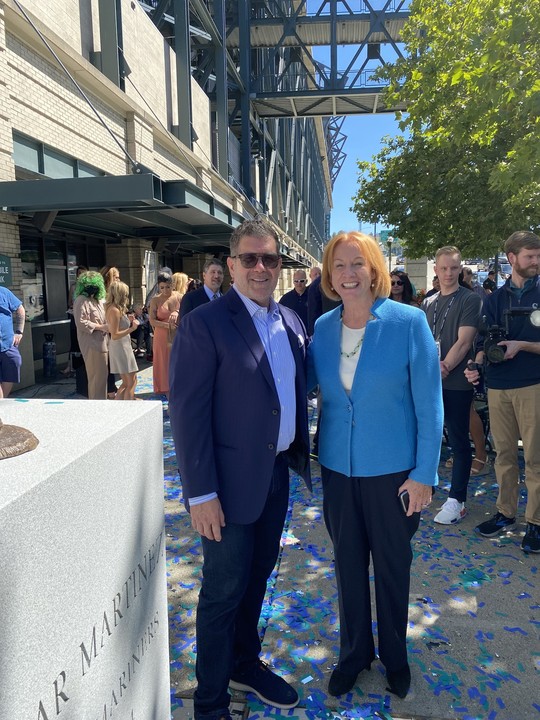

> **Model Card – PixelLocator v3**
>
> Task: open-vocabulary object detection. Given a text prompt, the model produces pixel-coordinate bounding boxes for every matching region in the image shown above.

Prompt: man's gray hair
[229,216,280,255]
[203,257,224,273]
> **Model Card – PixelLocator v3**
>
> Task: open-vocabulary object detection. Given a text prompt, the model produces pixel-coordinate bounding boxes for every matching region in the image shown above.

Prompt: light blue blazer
[308,297,443,485]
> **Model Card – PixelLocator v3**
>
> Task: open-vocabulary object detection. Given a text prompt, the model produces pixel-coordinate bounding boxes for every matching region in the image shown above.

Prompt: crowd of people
[0,260,218,403]
[165,219,538,720]
[63,265,212,400]
[3,219,539,717]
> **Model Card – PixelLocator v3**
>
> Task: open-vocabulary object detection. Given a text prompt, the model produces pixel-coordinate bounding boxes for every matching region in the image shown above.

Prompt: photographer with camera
[422,246,483,524]
[465,231,540,553]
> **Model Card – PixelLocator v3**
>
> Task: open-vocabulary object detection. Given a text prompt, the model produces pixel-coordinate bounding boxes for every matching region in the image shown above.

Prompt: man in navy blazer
[180,258,225,318]
[169,217,311,720]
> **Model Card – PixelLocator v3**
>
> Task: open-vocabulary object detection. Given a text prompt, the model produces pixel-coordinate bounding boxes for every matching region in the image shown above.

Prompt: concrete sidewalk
[10,370,539,720]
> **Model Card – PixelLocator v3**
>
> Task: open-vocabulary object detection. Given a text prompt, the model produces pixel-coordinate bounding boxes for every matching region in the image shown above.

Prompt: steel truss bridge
[138,1,407,180]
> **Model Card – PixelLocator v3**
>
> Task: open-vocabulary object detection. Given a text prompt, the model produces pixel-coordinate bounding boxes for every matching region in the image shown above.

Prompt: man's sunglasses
[391,280,403,287]
[231,253,281,269]
[293,279,306,284]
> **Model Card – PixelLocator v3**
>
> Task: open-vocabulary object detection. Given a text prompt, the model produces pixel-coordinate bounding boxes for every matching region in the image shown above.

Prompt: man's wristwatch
[14,331,23,335]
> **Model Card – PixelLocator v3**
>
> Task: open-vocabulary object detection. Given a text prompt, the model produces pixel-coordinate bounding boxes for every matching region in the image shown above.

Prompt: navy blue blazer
[179,286,211,318]
[169,288,311,524]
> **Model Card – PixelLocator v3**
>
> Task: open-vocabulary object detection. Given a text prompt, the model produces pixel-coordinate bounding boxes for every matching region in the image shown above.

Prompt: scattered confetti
[71,367,538,720]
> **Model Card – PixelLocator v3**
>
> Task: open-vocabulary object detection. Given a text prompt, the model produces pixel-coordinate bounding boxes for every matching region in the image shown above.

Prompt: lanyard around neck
[432,287,460,341]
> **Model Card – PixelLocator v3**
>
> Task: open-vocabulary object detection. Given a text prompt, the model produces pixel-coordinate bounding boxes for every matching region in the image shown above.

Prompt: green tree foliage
[352,0,540,258]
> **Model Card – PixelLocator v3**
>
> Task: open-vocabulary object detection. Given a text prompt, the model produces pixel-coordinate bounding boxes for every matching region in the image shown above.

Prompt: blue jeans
[193,456,289,718]
[443,387,474,502]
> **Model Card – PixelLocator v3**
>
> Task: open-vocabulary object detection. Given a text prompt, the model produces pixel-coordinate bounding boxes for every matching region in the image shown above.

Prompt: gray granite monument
[0,399,171,720]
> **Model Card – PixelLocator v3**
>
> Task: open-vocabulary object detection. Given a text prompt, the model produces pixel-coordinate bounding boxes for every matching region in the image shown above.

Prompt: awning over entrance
[0,173,308,266]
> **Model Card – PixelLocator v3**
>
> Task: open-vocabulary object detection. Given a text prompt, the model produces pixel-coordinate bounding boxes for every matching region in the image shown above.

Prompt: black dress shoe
[385,664,411,699]
[328,663,371,697]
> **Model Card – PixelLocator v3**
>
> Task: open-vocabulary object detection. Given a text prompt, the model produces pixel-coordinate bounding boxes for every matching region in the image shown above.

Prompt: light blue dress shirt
[189,286,296,506]
[203,285,221,301]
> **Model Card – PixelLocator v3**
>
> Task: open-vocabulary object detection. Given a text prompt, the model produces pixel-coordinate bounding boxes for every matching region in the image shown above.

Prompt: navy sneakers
[475,512,516,537]
[229,661,299,709]
[522,522,540,553]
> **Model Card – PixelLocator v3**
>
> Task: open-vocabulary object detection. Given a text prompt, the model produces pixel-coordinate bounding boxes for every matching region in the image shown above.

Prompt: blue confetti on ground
[137,367,538,720]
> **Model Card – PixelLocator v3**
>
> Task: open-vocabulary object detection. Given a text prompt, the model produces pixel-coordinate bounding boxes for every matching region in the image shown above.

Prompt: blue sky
[329,113,401,235]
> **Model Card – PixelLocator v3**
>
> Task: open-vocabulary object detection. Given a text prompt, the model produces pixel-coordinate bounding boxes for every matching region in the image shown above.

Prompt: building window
[77,162,103,178]
[20,235,105,325]
[12,132,105,179]
[44,148,76,179]
[13,134,42,174]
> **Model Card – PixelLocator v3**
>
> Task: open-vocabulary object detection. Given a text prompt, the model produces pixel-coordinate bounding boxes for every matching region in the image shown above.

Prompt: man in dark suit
[279,268,308,328]
[307,272,341,336]
[179,258,225,318]
[169,217,311,720]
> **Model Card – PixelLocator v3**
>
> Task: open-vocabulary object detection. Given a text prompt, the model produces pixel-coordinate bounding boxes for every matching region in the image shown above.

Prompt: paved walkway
[11,369,539,720]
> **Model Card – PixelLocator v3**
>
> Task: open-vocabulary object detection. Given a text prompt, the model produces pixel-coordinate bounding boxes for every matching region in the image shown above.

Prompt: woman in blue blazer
[308,231,443,699]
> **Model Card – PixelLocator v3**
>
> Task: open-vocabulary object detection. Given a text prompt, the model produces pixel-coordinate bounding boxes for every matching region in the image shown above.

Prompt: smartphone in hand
[399,490,410,514]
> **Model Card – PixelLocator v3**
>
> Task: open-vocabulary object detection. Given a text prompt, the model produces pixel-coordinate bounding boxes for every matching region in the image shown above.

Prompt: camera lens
[486,344,506,363]
[484,324,507,364]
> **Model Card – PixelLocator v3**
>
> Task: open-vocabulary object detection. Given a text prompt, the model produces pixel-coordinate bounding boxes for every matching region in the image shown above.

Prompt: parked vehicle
[477,271,506,289]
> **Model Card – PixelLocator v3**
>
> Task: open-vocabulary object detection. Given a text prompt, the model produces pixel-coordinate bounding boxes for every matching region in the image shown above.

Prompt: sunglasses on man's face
[293,279,306,284]
[391,280,403,287]
[231,253,281,269]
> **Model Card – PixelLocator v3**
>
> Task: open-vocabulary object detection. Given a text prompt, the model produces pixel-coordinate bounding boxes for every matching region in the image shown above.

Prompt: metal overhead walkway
[226,0,409,119]
[135,1,410,259]
[141,1,409,146]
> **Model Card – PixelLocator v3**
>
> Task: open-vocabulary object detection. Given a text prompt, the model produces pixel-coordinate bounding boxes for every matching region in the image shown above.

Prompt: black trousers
[443,387,474,502]
[194,455,289,717]
[322,466,420,674]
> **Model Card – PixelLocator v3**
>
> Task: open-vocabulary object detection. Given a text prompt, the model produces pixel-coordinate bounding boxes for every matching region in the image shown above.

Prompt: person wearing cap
[483,270,497,293]
[0,286,25,399]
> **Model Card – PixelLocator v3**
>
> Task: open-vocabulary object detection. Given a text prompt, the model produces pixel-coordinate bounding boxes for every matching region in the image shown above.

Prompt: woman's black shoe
[328,669,358,696]
[385,664,411,699]
[328,663,371,697]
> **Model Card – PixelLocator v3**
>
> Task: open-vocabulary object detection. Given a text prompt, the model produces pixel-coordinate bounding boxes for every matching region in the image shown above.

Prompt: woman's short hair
[157,271,172,285]
[321,231,391,301]
[105,281,130,314]
[390,270,414,304]
[74,271,106,301]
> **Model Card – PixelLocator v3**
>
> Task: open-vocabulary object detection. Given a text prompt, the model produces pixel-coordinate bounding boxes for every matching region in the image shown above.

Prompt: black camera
[482,306,540,364]
[483,324,507,364]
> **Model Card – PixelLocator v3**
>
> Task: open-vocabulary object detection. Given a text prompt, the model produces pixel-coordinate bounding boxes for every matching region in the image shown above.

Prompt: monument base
[0,399,171,720]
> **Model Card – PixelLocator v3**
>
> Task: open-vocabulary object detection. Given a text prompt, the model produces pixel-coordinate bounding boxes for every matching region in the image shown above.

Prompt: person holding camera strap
[422,246,482,524]
[465,231,540,553]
